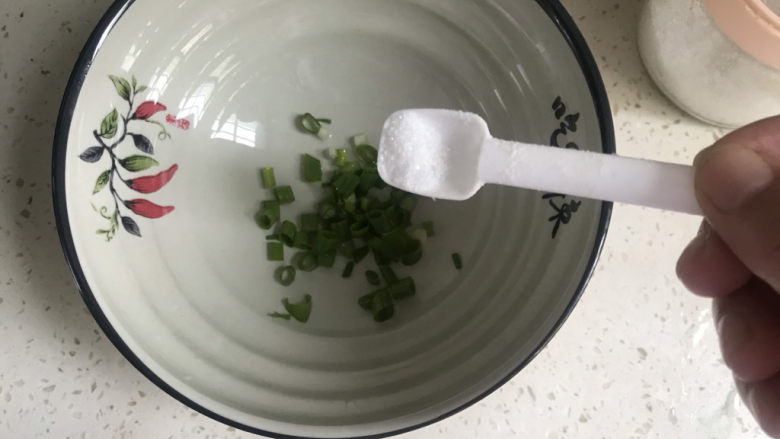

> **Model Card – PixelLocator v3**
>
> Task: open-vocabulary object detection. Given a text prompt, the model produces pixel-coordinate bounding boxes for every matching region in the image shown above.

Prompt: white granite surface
[0,0,766,437]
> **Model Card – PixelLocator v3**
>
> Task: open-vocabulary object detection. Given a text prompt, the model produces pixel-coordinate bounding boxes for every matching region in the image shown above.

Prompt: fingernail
[717,313,752,361]
[697,145,774,211]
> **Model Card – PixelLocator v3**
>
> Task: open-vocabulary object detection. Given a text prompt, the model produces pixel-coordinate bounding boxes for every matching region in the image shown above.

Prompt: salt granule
[378,110,482,199]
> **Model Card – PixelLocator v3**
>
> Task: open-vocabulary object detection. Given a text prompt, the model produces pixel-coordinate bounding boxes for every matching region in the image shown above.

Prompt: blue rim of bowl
[52,1,614,438]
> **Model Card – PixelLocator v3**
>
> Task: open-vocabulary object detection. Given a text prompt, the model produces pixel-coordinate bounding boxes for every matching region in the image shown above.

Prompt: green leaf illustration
[93,170,110,194]
[109,75,131,101]
[99,108,118,139]
[135,85,148,94]
[119,155,159,172]
[131,75,137,91]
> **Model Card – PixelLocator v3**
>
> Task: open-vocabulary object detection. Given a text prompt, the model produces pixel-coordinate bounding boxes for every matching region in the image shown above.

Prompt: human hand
[677,116,780,437]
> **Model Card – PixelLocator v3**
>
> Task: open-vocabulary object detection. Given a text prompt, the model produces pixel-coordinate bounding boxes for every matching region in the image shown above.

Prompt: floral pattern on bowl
[79,74,186,240]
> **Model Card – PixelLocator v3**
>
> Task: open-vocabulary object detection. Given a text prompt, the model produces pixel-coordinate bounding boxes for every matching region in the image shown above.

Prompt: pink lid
[703,0,780,70]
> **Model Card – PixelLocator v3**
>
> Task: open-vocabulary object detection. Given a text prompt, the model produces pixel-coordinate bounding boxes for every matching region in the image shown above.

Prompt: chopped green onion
[315,230,339,254]
[316,127,330,140]
[332,173,360,197]
[398,194,417,212]
[338,161,359,172]
[261,167,276,188]
[379,265,397,284]
[330,220,349,240]
[267,242,284,261]
[365,270,381,286]
[371,289,395,322]
[367,210,393,234]
[256,120,458,323]
[358,292,375,311]
[255,200,281,230]
[343,193,357,213]
[412,228,427,245]
[280,220,297,247]
[422,220,435,237]
[342,261,355,278]
[352,134,368,146]
[338,241,355,259]
[388,277,416,300]
[268,312,291,320]
[349,221,370,239]
[300,213,319,232]
[358,169,383,194]
[255,212,273,230]
[401,239,423,266]
[333,148,348,166]
[275,265,296,286]
[299,113,323,135]
[318,201,337,220]
[292,231,311,249]
[282,294,312,323]
[353,246,370,263]
[274,185,295,204]
[355,144,378,165]
[317,250,337,268]
[452,253,463,270]
[296,252,318,272]
[359,196,376,212]
[301,153,323,182]
[369,238,392,265]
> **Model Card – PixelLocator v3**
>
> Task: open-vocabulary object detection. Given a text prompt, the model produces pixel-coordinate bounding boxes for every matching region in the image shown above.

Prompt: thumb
[694,116,780,291]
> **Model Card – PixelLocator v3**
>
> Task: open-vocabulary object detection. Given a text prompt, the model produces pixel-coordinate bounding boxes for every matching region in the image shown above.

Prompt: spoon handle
[478,138,702,215]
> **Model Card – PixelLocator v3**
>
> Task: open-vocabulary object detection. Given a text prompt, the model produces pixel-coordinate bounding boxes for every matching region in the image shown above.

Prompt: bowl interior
[58,0,611,437]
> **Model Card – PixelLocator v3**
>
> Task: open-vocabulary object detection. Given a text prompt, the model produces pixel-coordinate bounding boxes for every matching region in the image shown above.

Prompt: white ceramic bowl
[53,1,614,437]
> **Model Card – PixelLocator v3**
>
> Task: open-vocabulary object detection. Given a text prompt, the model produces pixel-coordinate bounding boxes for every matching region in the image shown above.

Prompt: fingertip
[739,374,780,438]
[695,144,774,213]
[714,282,780,383]
[676,222,751,297]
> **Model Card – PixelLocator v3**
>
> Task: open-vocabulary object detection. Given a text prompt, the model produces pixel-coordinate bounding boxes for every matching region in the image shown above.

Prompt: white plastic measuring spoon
[377,109,701,215]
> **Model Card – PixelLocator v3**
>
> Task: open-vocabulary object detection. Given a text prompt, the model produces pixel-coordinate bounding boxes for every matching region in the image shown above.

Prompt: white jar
[638,0,780,128]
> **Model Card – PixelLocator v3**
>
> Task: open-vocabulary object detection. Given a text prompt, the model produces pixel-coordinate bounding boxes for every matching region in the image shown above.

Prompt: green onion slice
[283,294,312,323]
[275,265,296,286]
[299,113,321,135]
[300,213,319,232]
[388,277,416,300]
[379,265,397,284]
[296,252,318,272]
[261,167,276,188]
[268,312,291,320]
[274,185,295,204]
[355,144,378,165]
[342,261,355,278]
[267,242,284,261]
[422,220,435,237]
[371,289,395,322]
[452,253,463,270]
[365,270,381,286]
[280,220,297,247]
[301,153,323,182]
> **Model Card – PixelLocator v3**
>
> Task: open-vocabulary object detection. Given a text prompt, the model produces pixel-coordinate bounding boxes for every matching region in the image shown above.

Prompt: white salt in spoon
[377,109,702,215]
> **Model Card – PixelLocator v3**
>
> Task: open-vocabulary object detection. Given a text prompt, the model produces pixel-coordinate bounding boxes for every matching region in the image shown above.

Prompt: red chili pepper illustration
[124,199,175,218]
[133,101,167,120]
[127,164,178,194]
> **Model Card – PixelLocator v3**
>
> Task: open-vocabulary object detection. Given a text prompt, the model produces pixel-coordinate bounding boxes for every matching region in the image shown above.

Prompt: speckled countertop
[0,0,766,438]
